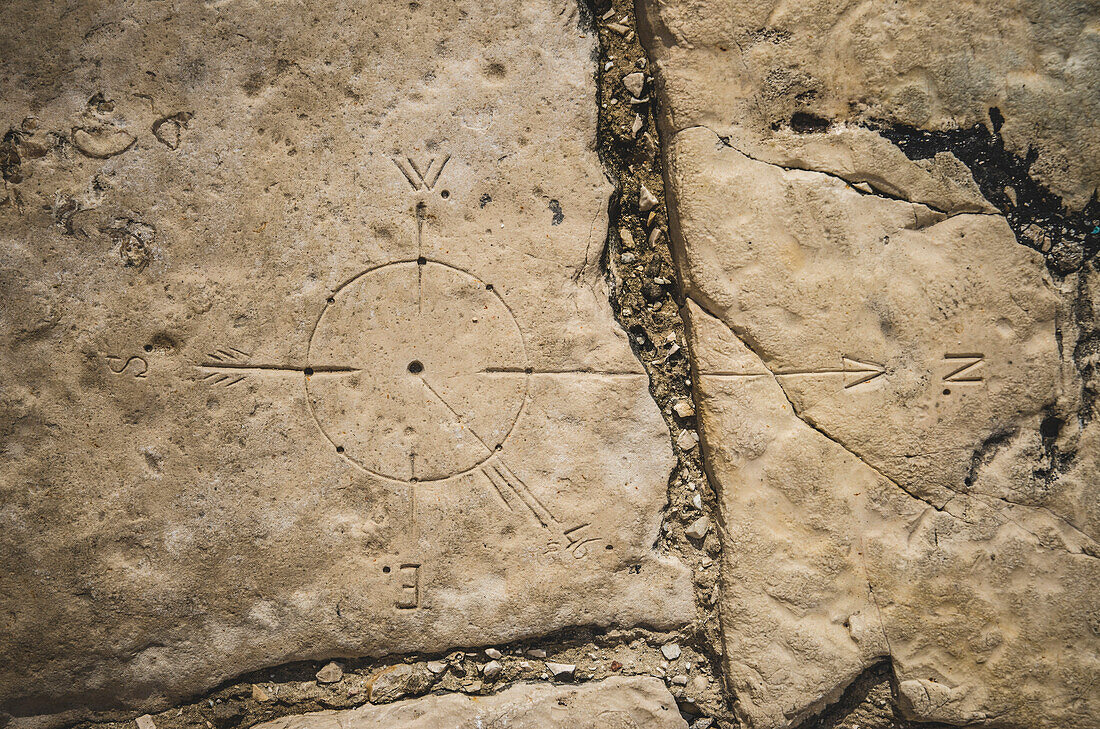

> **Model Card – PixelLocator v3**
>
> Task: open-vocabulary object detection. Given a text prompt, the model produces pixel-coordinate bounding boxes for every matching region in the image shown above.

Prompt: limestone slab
[253,676,688,729]
[639,2,1100,726]
[0,1,692,725]
[639,0,1100,206]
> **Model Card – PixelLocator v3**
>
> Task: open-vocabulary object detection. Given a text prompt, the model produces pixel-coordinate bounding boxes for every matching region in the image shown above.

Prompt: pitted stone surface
[638,0,1100,206]
[640,1,1100,728]
[253,677,688,729]
[0,1,692,725]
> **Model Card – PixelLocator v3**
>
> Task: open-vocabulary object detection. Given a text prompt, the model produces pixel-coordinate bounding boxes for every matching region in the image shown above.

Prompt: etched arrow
[197,348,359,387]
[702,356,886,389]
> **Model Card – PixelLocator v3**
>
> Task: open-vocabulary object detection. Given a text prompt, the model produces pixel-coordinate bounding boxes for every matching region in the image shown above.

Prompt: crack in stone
[684,291,1099,560]
[678,124,1006,225]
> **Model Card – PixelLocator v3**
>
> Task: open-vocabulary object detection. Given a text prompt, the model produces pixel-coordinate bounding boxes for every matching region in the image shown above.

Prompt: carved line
[301,259,529,485]
[391,154,450,191]
[478,367,646,376]
[943,354,985,383]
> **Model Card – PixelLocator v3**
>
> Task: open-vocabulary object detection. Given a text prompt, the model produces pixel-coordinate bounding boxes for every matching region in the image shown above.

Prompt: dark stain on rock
[548,199,564,225]
[877,108,1100,276]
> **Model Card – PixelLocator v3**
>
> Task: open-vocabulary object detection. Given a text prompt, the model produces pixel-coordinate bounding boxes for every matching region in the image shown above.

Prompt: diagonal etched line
[391,157,420,190]
[417,375,496,455]
[425,154,450,189]
[480,465,516,512]
[493,460,558,529]
[407,157,432,184]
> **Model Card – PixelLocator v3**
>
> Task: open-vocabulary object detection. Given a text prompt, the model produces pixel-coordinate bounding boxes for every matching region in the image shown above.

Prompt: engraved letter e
[396,564,421,609]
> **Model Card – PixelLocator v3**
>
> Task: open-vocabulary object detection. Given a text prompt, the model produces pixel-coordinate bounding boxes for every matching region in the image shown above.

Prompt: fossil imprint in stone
[198,160,626,554]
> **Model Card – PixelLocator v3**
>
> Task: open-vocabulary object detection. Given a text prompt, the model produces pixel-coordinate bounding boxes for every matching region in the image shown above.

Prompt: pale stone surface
[640,1,1100,728]
[0,1,692,725]
[253,677,687,729]
[639,0,1100,206]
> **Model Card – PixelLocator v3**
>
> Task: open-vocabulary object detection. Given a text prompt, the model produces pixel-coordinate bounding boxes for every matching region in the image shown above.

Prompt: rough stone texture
[0,1,693,726]
[638,0,1100,207]
[252,677,688,729]
[640,1,1100,728]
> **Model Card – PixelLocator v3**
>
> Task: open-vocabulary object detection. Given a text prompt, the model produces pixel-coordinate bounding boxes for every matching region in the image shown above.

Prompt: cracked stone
[641,1,1100,727]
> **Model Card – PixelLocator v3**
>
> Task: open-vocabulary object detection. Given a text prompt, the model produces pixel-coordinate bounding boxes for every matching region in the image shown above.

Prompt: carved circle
[306,260,528,483]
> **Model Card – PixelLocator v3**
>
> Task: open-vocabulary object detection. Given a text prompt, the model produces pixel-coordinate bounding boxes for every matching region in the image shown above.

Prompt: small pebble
[673,399,695,418]
[426,660,448,674]
[671,674,689,686]
[315,661,344,684]
[527,648,547,658]
[676,429,698,451]
[621,252,636,263]
[136,716,156,729]
[686,515,710,540]
[251,684,274,703]
[485,648,502,660]
[546,661,576,678]
[606,22,630,35]
[632,113,644,137]
[661,643,682,660]
[604,61,614,71]
[483,660,502,680]
[638,184,658,212]
[623,72,646,97]
[692,493,703,510]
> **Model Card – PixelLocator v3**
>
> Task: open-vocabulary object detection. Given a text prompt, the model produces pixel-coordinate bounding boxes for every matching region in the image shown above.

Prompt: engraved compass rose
[197,152,626,556]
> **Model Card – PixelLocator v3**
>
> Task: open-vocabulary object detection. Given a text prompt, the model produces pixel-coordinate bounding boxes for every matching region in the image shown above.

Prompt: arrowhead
[842,357,885,388]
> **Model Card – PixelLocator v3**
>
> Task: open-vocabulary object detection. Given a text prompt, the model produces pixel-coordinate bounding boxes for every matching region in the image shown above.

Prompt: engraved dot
[943,388,951,395]
[407,360,424,374]
[382,566,391,574]
[335,445,344,453]
[494,444,502,451]
[417,256,427,266]
[327,296,335,304]
[485,283,494,291]
[441,190,450,199]
[304,367,314,376]
[605,544,614,550]
[143,344,153,352]
[524,367,533,374]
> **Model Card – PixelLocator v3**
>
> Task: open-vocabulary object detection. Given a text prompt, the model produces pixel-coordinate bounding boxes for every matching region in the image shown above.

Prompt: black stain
[479,193,492,208]
[876,108,1100,276]
[549,199,564,225]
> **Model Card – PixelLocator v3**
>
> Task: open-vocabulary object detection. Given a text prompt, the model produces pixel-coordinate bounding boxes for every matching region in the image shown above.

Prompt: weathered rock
[638,0,1100,206]
[315,662,343,685]
[0,1,692,724]
[368,664,432,704]
[640,2,1100,728]
[546,661,576,678]
[253,677,687,729]
[481,660,502,680]
[684,517,708,541]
